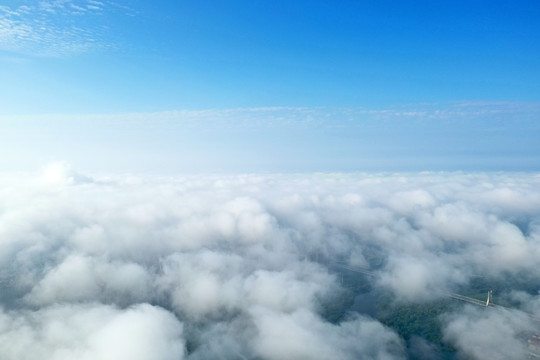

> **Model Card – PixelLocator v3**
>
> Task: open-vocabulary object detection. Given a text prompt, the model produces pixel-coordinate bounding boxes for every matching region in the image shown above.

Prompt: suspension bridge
[329,260,540,323]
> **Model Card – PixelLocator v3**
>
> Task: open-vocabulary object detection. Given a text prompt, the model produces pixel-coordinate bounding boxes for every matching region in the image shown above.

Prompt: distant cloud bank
[0,165,539,358]
[2,102,539,173]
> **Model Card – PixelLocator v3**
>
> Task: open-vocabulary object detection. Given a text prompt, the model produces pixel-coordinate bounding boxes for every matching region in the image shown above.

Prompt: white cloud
[250,309,404,360]
[0,303,185,360]
[441,306,534,360]
[1,167,540,357]
[40,161,93,184]
[24,254,153,306]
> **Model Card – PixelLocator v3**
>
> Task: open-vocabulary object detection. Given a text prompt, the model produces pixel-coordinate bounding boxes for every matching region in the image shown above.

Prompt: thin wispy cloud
[0,0,125,57]
[1,101,538,173]
[3,101,539,130]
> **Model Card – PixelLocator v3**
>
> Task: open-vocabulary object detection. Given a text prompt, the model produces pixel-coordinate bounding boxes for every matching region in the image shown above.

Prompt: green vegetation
[377,300,456,354]
[320,268,373,323]
[321,267,540,358]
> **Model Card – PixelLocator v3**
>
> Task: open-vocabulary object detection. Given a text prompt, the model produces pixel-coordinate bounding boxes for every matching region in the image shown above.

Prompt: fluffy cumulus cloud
[250,309,403,359]
[0,164,540,358]
[441,306,535,360]
[0,303,185,360]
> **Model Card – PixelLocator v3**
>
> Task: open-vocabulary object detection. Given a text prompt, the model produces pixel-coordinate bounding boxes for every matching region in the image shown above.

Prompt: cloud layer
[0,164,539,358]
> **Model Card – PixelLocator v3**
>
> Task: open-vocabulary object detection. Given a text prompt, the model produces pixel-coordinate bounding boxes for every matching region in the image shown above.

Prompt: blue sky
[0,1,539,172]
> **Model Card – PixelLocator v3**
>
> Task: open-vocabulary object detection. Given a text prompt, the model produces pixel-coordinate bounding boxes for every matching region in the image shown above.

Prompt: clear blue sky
[1,1,539,172]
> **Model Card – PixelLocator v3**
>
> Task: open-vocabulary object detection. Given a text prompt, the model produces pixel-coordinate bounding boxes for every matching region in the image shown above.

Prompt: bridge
[329,260,540,322]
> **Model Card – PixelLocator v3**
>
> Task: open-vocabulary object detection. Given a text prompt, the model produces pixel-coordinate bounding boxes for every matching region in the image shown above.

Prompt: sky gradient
[1,0,539,172]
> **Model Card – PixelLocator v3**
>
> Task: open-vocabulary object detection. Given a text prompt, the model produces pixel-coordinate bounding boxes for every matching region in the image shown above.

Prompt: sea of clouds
[0,162,539,359]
